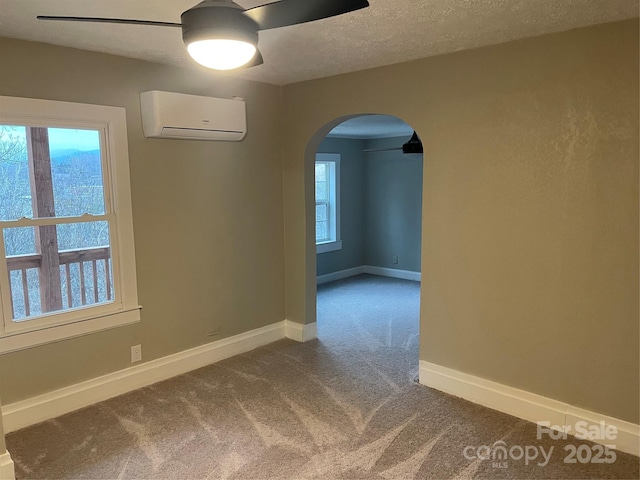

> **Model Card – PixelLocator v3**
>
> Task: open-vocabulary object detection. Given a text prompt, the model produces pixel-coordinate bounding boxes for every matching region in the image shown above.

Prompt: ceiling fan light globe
[187,39,256,70]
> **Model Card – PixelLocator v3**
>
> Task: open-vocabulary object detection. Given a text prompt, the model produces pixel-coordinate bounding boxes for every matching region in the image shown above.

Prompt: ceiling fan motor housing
[402,132,424,154]
[181,2,259,47]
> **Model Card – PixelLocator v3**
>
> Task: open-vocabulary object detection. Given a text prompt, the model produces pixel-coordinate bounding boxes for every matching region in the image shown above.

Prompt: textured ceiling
[328,115,413,139]
[0,0,637,86]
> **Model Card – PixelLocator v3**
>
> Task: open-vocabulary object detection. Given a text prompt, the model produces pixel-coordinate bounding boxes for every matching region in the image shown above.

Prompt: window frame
[315,153,342,254]
[0,96,140,353]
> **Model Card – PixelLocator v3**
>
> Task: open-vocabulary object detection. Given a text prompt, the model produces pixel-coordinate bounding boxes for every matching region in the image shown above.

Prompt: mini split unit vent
[140,90,246,141]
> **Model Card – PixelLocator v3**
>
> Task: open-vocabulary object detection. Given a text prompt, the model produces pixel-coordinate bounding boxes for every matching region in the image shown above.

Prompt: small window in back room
[315,153,341,253]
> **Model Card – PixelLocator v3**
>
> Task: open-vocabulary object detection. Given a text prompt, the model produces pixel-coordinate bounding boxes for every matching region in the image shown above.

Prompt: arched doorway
[308,114,424,376]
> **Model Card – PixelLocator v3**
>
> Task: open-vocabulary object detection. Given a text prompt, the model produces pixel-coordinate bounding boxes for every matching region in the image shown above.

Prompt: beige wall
[0,19,637,428]
[282,20,639,423]
[0,37,284,404]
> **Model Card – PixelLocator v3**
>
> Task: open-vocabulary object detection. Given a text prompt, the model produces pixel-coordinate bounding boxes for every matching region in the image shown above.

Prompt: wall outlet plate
[393,255,399,264]
[131,344,142,363]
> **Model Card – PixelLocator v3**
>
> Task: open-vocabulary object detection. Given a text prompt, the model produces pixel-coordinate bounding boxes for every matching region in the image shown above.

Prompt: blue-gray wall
[316,135,423,276]
[364,136,423,271]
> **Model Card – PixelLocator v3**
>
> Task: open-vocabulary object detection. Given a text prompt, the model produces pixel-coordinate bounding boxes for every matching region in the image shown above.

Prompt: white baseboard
[284,320,318,343]
[363,265,421,281]
[316,265,420,284]
[565,405,640,458]
[317,266,365,284]
[419,361,639,457]
[0,451,14,480]
[3,320,309,433]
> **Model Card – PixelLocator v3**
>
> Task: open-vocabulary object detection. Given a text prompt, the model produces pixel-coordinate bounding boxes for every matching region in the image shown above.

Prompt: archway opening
[308,114,424,378]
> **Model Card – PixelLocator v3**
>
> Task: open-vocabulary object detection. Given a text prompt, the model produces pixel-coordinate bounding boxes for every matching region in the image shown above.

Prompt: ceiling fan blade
[244,0,369,31]
[37,16,181,27]
[363,147,403,153]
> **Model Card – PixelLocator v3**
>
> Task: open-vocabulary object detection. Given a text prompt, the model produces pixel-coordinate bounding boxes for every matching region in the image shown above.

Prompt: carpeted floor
[6,274,639,479]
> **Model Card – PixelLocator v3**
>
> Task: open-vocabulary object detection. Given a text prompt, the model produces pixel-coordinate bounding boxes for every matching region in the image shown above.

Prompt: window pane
[315,158,338,245]
[0,126,33,220]
[8,267,41,321]
[0,126,106,221]
[316,222,328,242]
[315,181,327,201]
[316,203,327,222]
[3,226,36,256]
[3,222,114,322]
[58,221,114,313]
[59,252,114,312]
[57,221,110,250]
[3,227,40,320]
[315,163,326,182]
[49,128,105,216]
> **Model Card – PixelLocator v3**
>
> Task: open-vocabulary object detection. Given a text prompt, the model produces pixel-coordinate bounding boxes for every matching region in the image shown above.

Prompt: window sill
[316,240,343,254]
[0,307,141,354]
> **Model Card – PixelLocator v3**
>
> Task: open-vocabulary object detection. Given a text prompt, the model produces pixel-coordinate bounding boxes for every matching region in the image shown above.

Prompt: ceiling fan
[363,131,424,155]
[37,0,370,71]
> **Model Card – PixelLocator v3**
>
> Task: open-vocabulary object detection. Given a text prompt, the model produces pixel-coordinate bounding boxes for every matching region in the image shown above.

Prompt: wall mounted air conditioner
[140,90,246,141]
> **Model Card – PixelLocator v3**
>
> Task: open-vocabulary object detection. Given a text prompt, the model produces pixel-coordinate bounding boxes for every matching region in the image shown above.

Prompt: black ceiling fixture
[364,131,424,155]
[38,0,370,71]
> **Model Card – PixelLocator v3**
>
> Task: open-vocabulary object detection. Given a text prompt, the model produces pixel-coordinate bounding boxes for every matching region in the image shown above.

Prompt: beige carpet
[6,275,639,479]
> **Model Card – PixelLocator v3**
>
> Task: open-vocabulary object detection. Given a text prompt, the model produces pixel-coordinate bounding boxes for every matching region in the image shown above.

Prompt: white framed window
[0,96,140,353]
[315,153,342,254]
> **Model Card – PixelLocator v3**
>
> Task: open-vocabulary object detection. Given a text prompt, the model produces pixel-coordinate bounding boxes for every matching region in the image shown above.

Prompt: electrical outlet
[131,344,142,363]
[393,255,399,265]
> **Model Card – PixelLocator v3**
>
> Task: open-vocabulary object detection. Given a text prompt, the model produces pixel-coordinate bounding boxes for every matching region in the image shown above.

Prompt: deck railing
[6,246,112,318]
